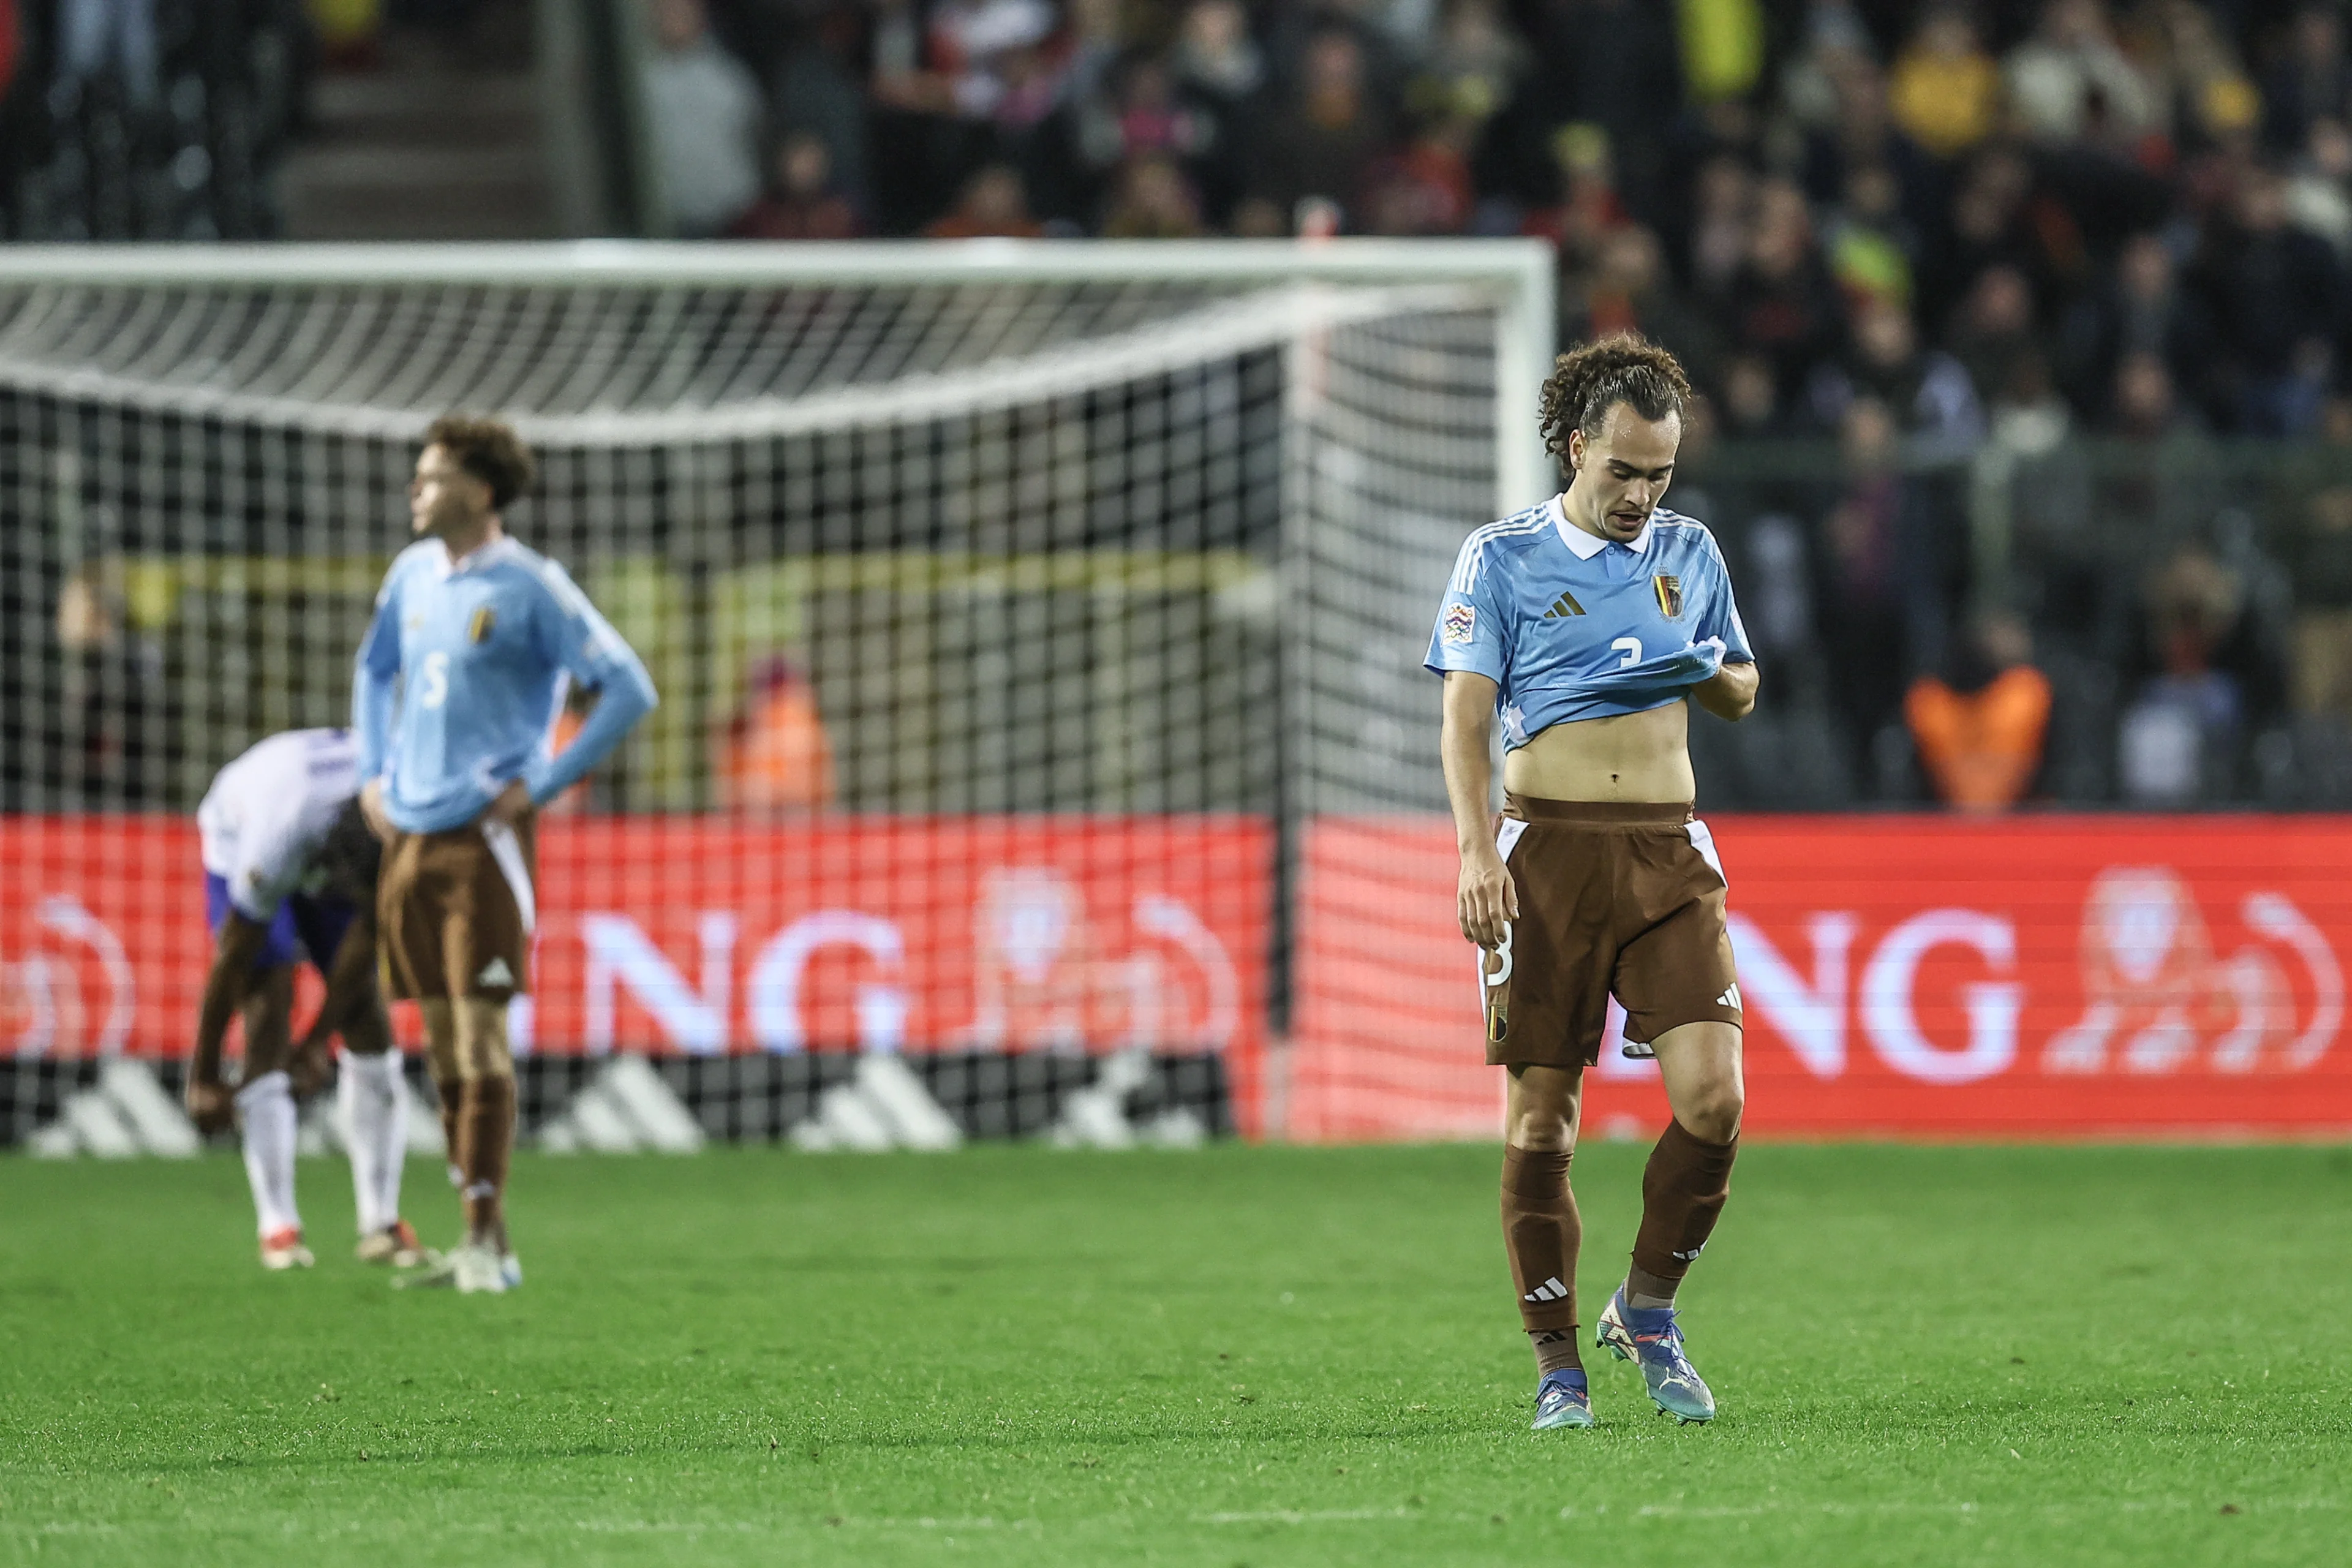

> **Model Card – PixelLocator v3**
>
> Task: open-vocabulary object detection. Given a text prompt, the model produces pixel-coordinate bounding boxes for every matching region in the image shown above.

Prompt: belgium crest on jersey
[1653,575,1684,619]
[469,606,497,643]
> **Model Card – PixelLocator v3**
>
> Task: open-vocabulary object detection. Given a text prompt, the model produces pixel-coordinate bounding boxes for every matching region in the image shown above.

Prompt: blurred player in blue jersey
[355,415,657,1294]
[1426,336,1759,1431]
[190,728,418,1271]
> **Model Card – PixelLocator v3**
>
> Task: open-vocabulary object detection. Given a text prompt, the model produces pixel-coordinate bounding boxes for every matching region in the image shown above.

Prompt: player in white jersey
[192,728,421,1270]
[1428,336,1758,1430]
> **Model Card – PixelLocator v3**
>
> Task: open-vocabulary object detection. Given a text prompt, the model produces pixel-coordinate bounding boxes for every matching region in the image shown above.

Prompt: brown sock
[434,1077,464,1181]
[1501,1145,1582,1373]
[1628,1118,1739,1306]
[459,1075,516,1240]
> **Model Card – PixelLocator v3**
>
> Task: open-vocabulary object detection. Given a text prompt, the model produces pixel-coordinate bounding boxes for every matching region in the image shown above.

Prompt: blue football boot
[1531,1366,1594,1430]
[1594,1287,1716,1424]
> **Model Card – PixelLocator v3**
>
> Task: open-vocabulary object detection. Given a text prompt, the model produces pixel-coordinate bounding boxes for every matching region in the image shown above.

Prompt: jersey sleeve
[521,560,660,805]
[1423,532,1509,684]
[352,563,405,781]
[1696,537,1755,664]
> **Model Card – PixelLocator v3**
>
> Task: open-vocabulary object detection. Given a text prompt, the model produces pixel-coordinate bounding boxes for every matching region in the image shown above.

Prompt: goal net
[0,241,1550,1147]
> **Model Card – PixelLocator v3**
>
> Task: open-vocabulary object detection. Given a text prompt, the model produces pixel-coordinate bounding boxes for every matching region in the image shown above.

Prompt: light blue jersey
[1424,497,1752,749]
[353,536,658,833]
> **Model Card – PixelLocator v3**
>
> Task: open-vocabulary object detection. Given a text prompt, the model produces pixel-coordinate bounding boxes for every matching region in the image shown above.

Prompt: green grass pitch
[3,1140,2348,1566]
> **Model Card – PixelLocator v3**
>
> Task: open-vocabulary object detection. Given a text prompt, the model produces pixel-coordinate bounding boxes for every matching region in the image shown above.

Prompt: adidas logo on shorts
[1717,984,1741,1010]
[1522,1275,1569,1303]
[477,957,515,987]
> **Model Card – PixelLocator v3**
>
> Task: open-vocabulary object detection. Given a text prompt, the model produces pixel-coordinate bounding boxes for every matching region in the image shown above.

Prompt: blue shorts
[203,872,359,974]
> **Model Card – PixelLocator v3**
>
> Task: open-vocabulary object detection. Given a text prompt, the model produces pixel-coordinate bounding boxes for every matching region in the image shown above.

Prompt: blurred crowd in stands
[10,0,2352,810]
[0,1,306,239]
[624,0,2352,807]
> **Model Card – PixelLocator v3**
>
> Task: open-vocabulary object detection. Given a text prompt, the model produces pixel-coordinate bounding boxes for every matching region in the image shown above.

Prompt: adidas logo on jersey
[1717,984,1741,1009]
[477,957,515,987]
[1522,1275,1569,1303]
[1541,592,1586,619]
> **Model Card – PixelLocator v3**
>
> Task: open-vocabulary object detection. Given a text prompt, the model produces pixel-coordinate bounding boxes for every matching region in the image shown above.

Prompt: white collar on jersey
[1550,493,1653,558]
[430,532,520,579]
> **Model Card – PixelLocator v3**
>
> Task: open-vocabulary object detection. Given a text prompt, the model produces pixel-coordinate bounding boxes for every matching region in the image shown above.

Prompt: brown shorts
[1480,796,1742,1068]
[377,815,537,1003]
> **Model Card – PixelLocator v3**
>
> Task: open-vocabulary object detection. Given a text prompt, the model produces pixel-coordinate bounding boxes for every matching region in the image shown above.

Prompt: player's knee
[454,998,514,1081]
[1678,1082,1744,1144]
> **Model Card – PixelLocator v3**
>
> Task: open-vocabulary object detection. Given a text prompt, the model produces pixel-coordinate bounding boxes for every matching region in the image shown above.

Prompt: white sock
[339,1050,407,1235]
[235,1071,300,1238]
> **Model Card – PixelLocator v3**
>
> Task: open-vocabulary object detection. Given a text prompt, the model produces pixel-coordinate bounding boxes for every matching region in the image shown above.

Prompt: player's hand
[186,1078,235,1136]
[358,778,395,843]
[481,778,533,827]
[1457,841,1519,949]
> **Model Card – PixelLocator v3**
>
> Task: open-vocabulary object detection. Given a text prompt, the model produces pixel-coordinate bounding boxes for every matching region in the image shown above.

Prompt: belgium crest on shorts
[1653,575,1683,619]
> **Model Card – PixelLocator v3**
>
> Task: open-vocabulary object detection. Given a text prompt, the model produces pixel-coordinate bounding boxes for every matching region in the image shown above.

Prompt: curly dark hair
[1537,333,1694,472]
[424,413,537,511]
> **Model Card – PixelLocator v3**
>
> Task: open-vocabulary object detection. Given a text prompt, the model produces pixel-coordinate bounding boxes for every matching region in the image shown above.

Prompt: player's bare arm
[1692,660,1759,722]
[1442,670,1517,949]
[187,912,273,1131]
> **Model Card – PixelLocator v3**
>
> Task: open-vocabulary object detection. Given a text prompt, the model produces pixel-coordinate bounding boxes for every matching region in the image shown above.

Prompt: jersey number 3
[417,650,451,710]
[1612,636,1642,666]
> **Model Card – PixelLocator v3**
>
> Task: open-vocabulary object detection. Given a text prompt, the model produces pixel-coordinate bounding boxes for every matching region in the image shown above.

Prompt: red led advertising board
[1287,816,2352,1140]
[10,814,2351,1141]
[0,816,1270,1090]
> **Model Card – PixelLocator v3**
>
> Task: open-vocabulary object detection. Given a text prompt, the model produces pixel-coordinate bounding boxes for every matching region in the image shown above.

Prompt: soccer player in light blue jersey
[1426,336,1758,1430]
[354,415,657,1294]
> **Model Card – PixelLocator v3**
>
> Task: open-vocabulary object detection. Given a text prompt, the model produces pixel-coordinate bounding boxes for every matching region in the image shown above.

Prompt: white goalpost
[0,239,1552,1148]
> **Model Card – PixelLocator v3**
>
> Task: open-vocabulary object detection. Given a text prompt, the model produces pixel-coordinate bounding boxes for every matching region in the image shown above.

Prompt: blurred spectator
[1814,397,1916,782]
[1101,151,1208,237]
[2136,0,2263,152]
[1678,0,1766,108]
[2285,116,2352,255]
[59,0,158,107]
[2117,544,2259,802]
[1890,4,2002,161]
[1562,225,1721,382]
[1905,611,2053,811]
[715,657,838,815]
[2193,165,2342,434]
[1917,147,2046,336]
[2106,349,2196,437]
[2003,0,2159,147]
[1716,352,1790,439]
[2055,232,2214,415]
[2291,397,2352,722]
[1073,53,1229,225]
[541,685,598,815]
[1822,162,1918,316]
[1727,177,1844,406]
[1410,0,1526,132]
[54,564,175,807]
[642,0,764,237]
[1683,154,1755,307]
[769,3,876,212]
[730,132,864,239]
[1168,0,1267,223]
[924,161,1045,237]
[1814,297,1983,455]
[1365,116,1478,235]
[1521,122,1629,270]
[1947,262,2040,409]
[2263,2,2352,156]
[1518,0,1681,222]
[1246,27,1392,229]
